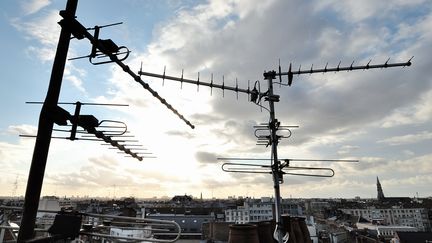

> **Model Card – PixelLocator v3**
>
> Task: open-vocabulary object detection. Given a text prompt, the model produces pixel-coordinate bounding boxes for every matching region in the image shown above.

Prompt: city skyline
[0,0,431,199]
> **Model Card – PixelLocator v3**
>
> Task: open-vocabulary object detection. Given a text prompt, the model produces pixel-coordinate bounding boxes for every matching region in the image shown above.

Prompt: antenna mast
[17,0,78,241]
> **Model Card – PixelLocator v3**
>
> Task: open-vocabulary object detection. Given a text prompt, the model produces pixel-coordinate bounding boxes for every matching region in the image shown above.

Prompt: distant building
[225,197,303,223]
[305,200,331,217]
[109,227,153,240]
[376,176,411,204]
[171,195,193,204]
[341,207,431,232]
[147,214,213,237]
[36,196,61,228]
[37,196,61,214]
[377,177,385,201]
[356,221,418,240]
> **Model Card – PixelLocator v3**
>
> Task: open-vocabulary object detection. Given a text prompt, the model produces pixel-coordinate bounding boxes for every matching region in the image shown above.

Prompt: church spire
[377,176,385,201]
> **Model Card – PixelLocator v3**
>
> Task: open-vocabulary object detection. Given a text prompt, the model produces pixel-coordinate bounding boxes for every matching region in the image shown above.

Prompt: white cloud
[10,10,61,62]
[402,149,415,157]
[63,63,88,93]
[381,90,432,128]
[0,138,36,196]
[7,124,38,136]
[313,0,427,22]
[10,8,89,94]
[21,0,51,15]
[11,10,60,46]
[337,145,360,155]
[377,131,432,146]
[65,75,86,93]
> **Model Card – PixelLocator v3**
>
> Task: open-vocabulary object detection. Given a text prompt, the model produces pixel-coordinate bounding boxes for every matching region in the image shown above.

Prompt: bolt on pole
[17,0,78,241]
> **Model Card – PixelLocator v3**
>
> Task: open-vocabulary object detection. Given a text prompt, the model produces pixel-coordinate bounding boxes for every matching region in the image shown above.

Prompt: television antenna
[68,22,130,65]
[138,57,412,242]
[22,101,154,160]
[58,12,194,128]
[18,0,183,239]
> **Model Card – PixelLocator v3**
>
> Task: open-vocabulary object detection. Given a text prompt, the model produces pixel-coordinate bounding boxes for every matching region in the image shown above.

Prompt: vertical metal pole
[17,0,78,241]
[264,71,283,243]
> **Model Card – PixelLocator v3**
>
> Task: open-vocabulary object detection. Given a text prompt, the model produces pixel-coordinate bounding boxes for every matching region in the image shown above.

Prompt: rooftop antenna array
[18,0,413,242]
[137,54,412,242]
[22,102,154,161]
[18,0,189,240]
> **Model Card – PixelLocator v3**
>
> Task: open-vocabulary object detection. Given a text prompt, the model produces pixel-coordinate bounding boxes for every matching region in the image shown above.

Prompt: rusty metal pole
[17,0,78,241]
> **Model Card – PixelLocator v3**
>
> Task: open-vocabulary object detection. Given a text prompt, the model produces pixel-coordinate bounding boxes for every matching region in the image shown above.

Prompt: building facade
[225,198,303,223]
[341,207,431,232]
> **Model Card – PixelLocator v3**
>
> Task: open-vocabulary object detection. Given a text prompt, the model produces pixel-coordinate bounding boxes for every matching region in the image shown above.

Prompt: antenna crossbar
[138,70,258,96]
[280,59,412,77]
[273,58,413,86]
[26,101,128,106]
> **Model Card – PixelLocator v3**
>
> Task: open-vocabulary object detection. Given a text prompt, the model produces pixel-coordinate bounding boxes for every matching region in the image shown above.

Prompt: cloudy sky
[0,0,431,199]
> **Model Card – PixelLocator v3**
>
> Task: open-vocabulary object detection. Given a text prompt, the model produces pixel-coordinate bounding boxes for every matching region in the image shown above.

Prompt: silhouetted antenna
[235,78,239,100]
[137,70,264,100]
[247,80,250,101]
[276,58,413,86]
[23,101,152,161]
[210,73,214,95]
[222,75,225,97]
[254,124,298,147]
[219,157,358,179]
[162,66,166,86]
[181,69,184,89]
[278,59,282,87]
[197,72,200,91]
[68,22,130,65]
[221,162,335,177]
[61,14,194,128]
